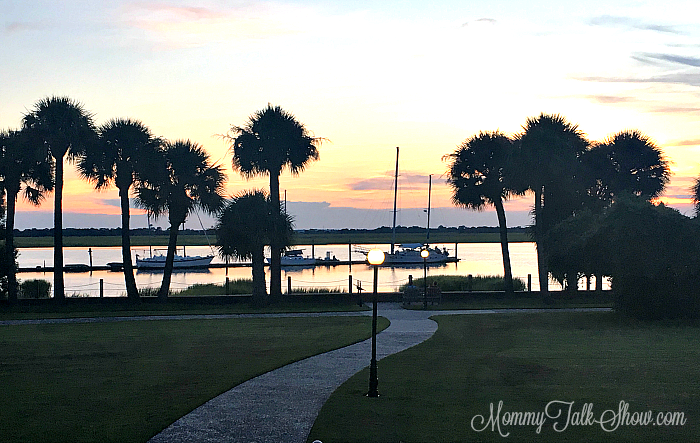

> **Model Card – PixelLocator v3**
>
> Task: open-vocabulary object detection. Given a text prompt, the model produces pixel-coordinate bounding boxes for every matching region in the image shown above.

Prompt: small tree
[215,190,294,305]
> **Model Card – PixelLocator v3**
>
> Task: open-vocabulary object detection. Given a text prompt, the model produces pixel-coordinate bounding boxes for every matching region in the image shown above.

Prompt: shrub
[399,275,526,292]
[598,198,700,320]
[19,279,51,299]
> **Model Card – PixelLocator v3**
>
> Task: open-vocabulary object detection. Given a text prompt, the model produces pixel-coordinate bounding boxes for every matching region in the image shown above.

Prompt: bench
[403,285,441,306]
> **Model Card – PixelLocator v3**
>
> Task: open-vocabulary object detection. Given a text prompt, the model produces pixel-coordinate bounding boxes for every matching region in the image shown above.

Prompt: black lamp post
[421,248,429,309]
[366,248,385,397]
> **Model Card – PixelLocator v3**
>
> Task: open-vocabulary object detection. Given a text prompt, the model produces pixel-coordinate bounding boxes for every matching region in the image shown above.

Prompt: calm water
[16,242,567,297]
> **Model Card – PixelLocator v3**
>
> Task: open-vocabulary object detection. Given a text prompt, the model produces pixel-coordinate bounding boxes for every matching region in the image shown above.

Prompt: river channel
[16,242,557,297]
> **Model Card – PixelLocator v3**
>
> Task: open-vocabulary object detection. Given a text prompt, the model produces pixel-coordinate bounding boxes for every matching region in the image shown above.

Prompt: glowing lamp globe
[420,249,429,259]
[367,249,385,265]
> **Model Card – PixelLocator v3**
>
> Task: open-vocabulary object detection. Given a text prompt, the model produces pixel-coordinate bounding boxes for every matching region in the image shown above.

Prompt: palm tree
[77,119,161,301]
[225,104,321,300]
[22,96,96,301]
[444,131,524,294]
[0,129,54,303]
[215,190,294,305]
[515,113,589,295]
[590,130,670,201]
[692,177,700,217]
[135,140,226,300]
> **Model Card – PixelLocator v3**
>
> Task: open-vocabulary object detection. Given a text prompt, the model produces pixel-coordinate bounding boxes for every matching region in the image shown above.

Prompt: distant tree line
[13,227,211,238]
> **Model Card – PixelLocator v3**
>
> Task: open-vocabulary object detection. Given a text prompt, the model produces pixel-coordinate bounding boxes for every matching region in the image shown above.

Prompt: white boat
[383,243,451,265]
[361,147,455,265]
[268,249,317,266]
[135,253,214,269]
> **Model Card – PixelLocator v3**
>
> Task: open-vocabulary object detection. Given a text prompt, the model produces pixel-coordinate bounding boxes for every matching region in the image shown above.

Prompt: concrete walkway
[148,303,453,443]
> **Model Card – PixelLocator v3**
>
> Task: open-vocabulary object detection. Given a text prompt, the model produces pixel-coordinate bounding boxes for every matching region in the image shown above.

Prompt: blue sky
[3,0,700,229]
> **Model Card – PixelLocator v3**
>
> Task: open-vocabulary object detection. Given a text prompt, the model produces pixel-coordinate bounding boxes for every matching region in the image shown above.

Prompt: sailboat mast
[426,174,432,243]
[391,147,399,254]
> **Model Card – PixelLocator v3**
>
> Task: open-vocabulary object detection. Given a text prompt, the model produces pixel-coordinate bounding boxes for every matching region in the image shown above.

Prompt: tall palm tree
[444,131,524,294]
[225,104,321,300]
[22,96,96,301]
[135,140,226,300]
[515,113,589,295]
[77,119,161,301]
[0,129,54,303]
[215,190,294,305]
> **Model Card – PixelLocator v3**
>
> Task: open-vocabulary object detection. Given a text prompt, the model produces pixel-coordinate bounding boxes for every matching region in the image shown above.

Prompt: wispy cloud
[573,73,700,88]
[4,21,45,34]
[584,95,633,104]
[668,139,700,147]
[118,2,305,48]
[633,53,700,68]
[461,18,497,27]
[349,173,429,191]
[589,15,682,34]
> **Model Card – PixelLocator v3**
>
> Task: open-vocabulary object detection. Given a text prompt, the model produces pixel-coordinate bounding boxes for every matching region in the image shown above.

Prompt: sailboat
[135,213,215,270]
[365,147,455,265]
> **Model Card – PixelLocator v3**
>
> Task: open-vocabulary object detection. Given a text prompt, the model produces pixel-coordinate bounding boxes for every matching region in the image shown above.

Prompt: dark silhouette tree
[514,113,589,295]
[135,140,226,300]
[692,176,700,217]
[0,129,54,303]
[22,96,96,301]
[587,130,670,202]
[215,190,294,305]
[225,104,321,300]
[77,119,161,301]
[444,131,524,294]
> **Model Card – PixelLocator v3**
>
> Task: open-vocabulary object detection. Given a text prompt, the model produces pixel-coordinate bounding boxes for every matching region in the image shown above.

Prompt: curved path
[148,304,610,443]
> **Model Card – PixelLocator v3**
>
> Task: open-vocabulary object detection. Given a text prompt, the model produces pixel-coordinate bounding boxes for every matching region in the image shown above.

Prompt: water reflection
[16,243,550,296]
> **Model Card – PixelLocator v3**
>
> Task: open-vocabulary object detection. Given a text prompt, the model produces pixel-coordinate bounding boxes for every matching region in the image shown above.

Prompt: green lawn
[309,312,699,442]
[0,315,388,443]
[423,291,615,310]
[0,296,367,320]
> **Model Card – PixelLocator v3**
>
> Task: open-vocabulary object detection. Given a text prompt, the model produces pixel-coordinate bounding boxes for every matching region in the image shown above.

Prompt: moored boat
[135,253,214,269]
[268,249,317,266]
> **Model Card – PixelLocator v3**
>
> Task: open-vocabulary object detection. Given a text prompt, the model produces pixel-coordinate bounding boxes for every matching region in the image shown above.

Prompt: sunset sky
[2,0,699,230]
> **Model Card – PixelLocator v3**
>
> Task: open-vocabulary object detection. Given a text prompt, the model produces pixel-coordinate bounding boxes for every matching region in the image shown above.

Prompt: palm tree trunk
[533,187,549,296]
[119,187,139,301]
[6,192,18,303]
[268,170,282,301]
[158,223,180,301]
[494,198,514,295]
[54,156,65,301]
[251,248,268,306]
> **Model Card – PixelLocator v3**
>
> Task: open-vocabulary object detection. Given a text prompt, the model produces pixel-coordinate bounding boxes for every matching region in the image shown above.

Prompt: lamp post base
[367,358,379,397]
